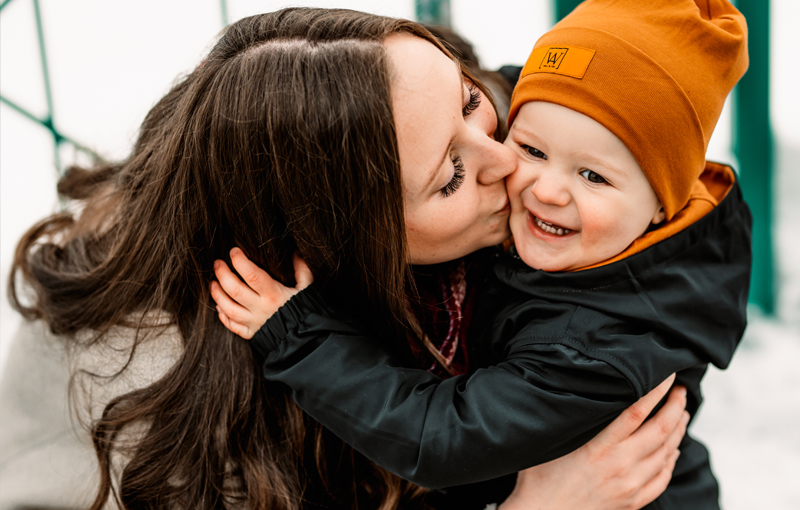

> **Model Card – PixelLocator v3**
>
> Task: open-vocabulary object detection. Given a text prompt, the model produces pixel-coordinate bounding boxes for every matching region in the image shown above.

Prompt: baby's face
[504,101,665,271]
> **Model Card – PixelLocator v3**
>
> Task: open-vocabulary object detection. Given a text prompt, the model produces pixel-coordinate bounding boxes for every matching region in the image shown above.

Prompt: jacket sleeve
[251,285,701,489]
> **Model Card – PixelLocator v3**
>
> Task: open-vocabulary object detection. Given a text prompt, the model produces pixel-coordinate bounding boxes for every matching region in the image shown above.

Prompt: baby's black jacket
[251,171,752,510]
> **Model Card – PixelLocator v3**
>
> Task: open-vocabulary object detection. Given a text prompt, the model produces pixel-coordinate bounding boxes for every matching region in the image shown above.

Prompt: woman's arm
[211,250,693,488]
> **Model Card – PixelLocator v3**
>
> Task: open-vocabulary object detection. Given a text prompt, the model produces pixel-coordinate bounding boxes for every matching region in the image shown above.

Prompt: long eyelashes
[439,84,478,198]
[462,84,481,116]
[441,155,466,197]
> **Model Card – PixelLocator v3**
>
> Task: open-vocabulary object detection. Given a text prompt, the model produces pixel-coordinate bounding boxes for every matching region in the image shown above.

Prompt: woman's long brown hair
[9,8,499,509]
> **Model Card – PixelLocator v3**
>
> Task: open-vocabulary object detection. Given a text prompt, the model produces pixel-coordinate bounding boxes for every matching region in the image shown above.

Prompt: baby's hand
[210,248,313,339]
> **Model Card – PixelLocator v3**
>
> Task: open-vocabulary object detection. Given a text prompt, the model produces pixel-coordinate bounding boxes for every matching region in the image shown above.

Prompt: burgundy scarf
[411,260,478,378]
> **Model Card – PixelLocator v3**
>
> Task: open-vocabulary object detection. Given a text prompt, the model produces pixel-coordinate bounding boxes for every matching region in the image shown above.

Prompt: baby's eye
[523,145,548,160]
[580,169,607,184]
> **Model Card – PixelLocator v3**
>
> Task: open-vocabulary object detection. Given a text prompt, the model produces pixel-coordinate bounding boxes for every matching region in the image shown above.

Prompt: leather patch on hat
[522,45,596,79]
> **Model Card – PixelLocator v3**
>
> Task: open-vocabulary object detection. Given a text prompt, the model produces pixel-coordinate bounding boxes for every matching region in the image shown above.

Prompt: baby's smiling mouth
[533,216,572,236]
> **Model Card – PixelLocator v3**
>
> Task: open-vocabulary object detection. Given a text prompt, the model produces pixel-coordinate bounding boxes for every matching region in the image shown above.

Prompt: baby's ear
[651,205,666,225]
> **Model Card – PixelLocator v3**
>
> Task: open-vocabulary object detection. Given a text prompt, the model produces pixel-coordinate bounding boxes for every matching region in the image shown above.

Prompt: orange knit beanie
[508,0,748,220]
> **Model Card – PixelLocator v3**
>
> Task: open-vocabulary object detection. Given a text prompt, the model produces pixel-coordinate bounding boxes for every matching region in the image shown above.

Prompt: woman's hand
[499,374,688,510]
[210,248,313,339]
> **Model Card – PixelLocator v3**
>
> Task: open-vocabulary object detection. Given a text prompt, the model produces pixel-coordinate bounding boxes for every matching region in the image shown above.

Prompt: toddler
[212,0,751,508]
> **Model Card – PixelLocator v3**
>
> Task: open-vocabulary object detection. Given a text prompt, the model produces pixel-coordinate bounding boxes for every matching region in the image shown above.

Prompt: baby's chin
[515,243,602,273]
[512,227,623,272]
[516,247,572,272]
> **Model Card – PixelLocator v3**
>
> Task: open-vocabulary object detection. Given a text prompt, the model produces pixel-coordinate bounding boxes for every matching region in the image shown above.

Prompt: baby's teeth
[535,217,570,236]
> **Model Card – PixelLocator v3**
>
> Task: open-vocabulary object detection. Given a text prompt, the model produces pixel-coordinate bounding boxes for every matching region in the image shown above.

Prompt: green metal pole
[416,0,451,27]
[1,0,97,175]
[32,0,63,174]
[0,95,97,158]
[0,0,16,13]
[734,0,774,313]
[220,0,228,27]
[553,0,583,23]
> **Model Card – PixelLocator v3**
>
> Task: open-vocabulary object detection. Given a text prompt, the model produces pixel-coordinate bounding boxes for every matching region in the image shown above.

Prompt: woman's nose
[531,172,571,207]
[476,138,517,185]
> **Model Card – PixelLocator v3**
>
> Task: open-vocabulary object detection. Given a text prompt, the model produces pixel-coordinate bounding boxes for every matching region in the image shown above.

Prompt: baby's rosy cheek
[579,216,628,253]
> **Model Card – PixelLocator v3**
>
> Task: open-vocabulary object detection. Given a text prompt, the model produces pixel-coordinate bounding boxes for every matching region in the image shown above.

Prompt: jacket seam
[506,335,641,399]
[563,305,641,387]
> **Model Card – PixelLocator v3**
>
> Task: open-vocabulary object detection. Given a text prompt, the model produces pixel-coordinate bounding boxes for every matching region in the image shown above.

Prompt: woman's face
[385,34,516,265]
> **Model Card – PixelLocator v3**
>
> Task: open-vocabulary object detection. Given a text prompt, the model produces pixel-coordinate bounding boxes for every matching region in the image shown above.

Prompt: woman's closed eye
[440,155,466,197]
[522,145,548,160]
[580,169,608,184]
[462,83,481,117]
[437,83,479,199]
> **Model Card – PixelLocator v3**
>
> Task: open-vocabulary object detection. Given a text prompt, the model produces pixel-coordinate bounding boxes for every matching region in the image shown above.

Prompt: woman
[6,8,684,509]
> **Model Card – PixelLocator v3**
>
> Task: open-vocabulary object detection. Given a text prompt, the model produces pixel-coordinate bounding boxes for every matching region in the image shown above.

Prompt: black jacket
[251,172,751,509]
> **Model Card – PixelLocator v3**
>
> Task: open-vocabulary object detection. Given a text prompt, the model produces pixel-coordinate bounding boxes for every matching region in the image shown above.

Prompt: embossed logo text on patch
[540,47,569,70]
[522,45,596,79]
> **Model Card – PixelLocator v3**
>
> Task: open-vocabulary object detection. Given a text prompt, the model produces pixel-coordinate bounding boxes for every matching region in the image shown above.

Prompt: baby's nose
[531,173,571,207]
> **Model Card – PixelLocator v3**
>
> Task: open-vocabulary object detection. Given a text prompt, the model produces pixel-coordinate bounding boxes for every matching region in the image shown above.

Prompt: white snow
[693,312,800,510]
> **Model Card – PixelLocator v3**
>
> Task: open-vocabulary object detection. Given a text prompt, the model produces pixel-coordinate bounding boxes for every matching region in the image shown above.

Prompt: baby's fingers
[208,282,253,322]
[230,247,276,296]
[216,308,254,340]
[293,253,314,290]
[214,258,260,309]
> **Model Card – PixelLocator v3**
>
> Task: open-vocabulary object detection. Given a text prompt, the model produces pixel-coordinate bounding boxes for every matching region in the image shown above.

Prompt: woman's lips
[498,198,511,215]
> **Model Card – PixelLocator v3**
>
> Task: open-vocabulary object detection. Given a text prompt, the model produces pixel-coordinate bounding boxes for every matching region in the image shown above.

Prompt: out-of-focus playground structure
[0,0,778,313]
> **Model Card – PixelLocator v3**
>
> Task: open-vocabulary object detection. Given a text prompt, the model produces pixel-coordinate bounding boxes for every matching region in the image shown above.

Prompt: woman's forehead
[384,34,462,105]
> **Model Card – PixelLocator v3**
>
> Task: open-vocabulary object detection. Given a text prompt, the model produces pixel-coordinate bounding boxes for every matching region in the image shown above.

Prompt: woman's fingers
[607,390,689,508]
[594,373,677,445]
[293,253,314,289]
[632,449,681,509]
[664,410,690,452]
[626,386,688,460]
[625,408,688,492]
[639,408,688,475]
[230,247,275,296]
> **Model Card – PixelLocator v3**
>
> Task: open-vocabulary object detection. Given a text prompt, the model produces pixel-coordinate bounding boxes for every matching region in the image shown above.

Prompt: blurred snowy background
[1,1,798,508]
